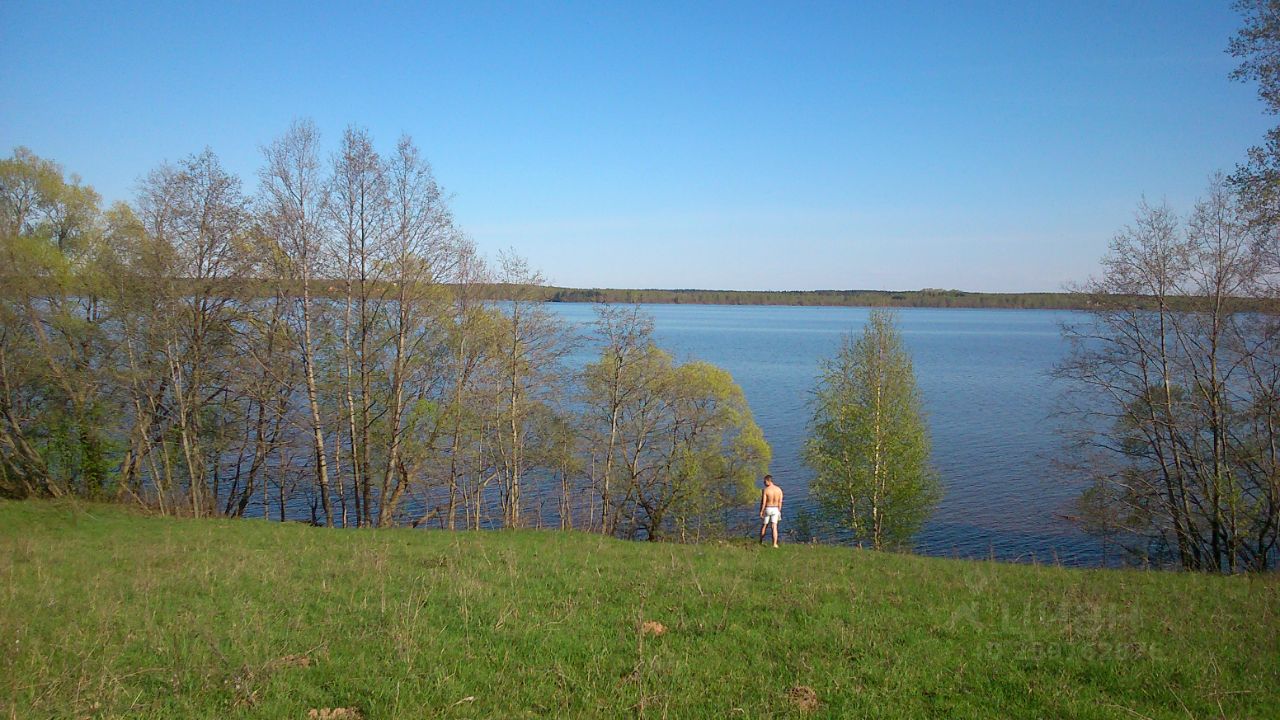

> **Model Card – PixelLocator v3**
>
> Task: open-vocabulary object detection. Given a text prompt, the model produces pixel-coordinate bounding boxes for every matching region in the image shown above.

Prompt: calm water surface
[549,304,1100,566]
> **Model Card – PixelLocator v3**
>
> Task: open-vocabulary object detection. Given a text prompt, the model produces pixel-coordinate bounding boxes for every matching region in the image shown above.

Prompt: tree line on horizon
[538,287,1090,309]
[533,287,1280,311]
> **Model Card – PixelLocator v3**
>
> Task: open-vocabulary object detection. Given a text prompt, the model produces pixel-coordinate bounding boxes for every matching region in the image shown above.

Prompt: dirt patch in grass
[640,620,667,637]
[786,685,819,713]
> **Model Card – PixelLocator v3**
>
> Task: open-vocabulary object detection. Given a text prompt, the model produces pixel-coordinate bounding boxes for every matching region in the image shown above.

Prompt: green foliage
[39,402,121,498]
[581,309,770,541]
[1227,1,1280,232]
[0,147,116,499]
[2,501,1277,719]
[662,360,770,537]
[804,309,940,550]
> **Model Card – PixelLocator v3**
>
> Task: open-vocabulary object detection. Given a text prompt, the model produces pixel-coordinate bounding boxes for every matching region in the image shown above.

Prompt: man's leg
[771,519,779,548]
[760,522,767,543]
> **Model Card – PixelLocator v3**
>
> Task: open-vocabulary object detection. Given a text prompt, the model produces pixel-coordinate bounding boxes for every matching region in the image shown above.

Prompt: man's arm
[759,490,766,517]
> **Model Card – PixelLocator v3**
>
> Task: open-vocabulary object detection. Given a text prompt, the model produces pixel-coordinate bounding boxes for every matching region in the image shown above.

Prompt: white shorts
[763,507,781,525]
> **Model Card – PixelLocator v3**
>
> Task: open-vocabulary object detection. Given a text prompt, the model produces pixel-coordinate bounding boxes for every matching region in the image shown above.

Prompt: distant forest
[16,281,1267,313]
[533,287,1079,308]
[490,286,1280,312]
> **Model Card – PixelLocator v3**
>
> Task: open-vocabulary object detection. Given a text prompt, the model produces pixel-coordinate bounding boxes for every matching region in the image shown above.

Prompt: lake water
[548,303,1101,566]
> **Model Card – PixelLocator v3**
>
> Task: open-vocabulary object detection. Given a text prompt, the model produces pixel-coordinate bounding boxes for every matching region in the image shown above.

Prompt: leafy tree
[804,309,939,550]
[646,360,770,541]
[581,306,770,540]
[1230,0,1280,229]
[0,148,115,499]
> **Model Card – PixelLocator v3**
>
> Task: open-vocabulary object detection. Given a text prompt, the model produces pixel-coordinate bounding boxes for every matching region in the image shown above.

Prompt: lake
[548,303,1102,566]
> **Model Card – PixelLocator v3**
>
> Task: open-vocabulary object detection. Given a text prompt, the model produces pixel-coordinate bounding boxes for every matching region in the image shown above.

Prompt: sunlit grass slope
[1,501,1276,719]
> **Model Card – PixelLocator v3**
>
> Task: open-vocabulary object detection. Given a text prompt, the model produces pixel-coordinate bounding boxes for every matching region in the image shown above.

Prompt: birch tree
[492,251,573,528]
[327,126,389,526]
[375,136,457,526]
[135,150,250,515]
[438,240,497,528]
[580,305,655,533]
[804,309,939,550]
[260,120,335,526]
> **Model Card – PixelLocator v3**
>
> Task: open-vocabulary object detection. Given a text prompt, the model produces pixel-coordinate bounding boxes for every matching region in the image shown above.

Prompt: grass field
[1,501,1277,719]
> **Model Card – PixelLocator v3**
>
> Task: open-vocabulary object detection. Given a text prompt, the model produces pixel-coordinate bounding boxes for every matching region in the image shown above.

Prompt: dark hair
[764,474,773,482]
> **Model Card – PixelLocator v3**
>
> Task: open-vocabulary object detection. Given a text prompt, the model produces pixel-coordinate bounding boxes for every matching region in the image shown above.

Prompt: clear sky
[0,1,1269,292]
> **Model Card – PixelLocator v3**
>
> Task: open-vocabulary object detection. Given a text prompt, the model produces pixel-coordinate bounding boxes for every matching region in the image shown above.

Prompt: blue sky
[1,1,1269,292]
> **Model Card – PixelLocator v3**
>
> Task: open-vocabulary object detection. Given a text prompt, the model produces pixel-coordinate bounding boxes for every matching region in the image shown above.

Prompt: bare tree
[492,251,574,528]
[580,305,656,533]
[375,136,458,526]
[261,120,336,526]
[135,149,250,516]
[1060,178,1280,571]
[327,126,389,526]
[226,232,300,520]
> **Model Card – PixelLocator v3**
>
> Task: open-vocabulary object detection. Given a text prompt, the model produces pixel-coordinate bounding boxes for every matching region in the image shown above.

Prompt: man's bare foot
[772,544,779,548]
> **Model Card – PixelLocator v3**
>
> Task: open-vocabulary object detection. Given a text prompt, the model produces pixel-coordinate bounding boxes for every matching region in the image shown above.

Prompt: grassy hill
[1,501,1276,719]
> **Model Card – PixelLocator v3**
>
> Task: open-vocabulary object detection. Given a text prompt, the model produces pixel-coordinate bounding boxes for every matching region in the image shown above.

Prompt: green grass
[1,501,1276,719]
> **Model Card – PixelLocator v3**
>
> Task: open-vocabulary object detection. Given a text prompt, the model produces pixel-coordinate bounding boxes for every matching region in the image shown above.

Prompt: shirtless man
[759,474,783,548]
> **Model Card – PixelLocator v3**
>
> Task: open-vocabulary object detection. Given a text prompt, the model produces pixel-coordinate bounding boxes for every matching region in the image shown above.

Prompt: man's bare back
[759,474,783,547]
[762,484,783,508]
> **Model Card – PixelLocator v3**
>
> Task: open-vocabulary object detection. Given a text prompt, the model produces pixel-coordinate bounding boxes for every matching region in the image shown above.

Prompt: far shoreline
[520,286,1279,313]
[531,286,1086,310]
[10,277,1274,312]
